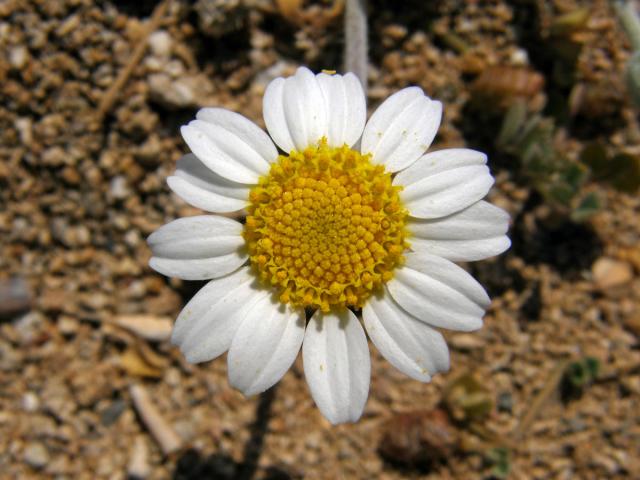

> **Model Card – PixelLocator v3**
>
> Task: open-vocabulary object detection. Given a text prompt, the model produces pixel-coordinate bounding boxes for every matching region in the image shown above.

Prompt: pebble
[9,45,29,69]
[23,442,50,469]
[15,117,33,146]
[110,176,130,200]
[22,392,40,412]
[148,74,195,109]
[592,257,634,290]
[148,30,172,58]
[0,276,32,319]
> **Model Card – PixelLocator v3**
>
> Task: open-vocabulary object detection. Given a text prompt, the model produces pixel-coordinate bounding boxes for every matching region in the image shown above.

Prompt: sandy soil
[1,0,639,478]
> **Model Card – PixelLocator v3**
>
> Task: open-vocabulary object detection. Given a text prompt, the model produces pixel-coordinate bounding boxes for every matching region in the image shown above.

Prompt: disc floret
[244,139,408,311]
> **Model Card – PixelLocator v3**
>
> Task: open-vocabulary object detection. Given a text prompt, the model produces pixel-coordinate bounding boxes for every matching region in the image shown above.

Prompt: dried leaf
[120,348,163,378]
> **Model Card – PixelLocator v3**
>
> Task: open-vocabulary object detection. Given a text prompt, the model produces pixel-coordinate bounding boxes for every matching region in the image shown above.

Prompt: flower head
[148,67,510,424]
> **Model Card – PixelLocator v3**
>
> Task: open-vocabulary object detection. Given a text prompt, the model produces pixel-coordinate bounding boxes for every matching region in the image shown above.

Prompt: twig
[344,0,368,89]
[130,384,182,456]
[96,0,171,120]
[511,359,570,440]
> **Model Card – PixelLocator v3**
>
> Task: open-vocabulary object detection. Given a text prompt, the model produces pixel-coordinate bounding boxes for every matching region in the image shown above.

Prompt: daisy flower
[148,67,510,424]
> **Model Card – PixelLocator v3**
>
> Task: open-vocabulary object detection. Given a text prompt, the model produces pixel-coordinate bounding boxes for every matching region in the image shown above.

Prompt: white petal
[316,72,366,147]
[228,297,304,396]
[394,148,494,219]
[148,215,246,280]
[171,267,266,363]
[264,67,328,152]
[360,87,442,172]
[363,290,449,382]
[408,201,511,261]
[303,309,370,424]
[263,78,295,153]
[181,108,277,184]
[167,154,249,213]
[387,251,490,332]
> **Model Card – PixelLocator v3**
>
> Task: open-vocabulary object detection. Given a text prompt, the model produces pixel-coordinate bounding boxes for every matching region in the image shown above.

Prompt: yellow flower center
[244,139,408,312]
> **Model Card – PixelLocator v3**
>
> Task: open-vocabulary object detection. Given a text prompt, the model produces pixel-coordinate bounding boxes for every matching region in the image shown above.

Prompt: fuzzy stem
[344,0,368,89]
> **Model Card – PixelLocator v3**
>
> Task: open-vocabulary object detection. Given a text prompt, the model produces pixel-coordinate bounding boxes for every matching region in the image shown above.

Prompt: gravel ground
[1,0,639,479]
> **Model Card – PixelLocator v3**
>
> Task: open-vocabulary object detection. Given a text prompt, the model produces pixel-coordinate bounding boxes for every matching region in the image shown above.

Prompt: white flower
[148,67,510,424]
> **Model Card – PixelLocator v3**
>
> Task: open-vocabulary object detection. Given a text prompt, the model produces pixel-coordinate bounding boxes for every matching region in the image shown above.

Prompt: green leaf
[548,183,576,205]
[570,192,600,222]
[486,447,511,479]
[563,163,588,190]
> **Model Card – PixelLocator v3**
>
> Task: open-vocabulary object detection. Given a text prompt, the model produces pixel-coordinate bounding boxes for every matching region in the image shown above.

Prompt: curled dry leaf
[275,0,345,28]
[119,348,163,378]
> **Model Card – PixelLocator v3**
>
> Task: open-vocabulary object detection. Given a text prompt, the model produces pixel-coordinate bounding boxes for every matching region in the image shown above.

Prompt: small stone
[22,392,40,412]
[110,176,130,200]
[148,73,213,110]
[592,257,634,290]
[9,45,29,69]
[0,276,32,319]
[148,74,195,109]
[101,399,127,426]
[16,117,33,145]
[61,166,81,185]
[39,289,68,313]
[57,315,79,335]
[148,30,172,58]
[24,442,50,469]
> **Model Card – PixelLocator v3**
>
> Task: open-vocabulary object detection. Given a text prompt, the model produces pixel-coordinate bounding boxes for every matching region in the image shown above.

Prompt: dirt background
[1,0,639,478]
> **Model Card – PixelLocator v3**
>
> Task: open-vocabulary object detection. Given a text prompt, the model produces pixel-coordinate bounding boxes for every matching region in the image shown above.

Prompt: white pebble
[148,30,172,58]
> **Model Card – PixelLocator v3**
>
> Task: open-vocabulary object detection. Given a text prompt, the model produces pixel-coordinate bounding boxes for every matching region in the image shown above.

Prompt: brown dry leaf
[275,0,344,28]
[136,339,169,370]
[120,348,163,378]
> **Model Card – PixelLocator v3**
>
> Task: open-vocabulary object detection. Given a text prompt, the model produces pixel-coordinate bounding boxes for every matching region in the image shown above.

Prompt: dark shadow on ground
[173,387,294,480]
